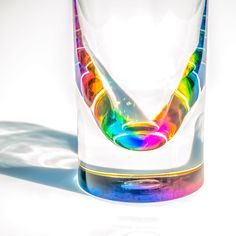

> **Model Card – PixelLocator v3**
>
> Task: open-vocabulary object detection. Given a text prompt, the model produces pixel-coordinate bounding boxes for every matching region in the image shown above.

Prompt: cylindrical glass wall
[73,0,208,203]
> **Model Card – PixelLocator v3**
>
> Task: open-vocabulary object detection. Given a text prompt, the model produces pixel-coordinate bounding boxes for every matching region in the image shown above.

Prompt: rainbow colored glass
[79,164,204,203]
[74,1,207,151]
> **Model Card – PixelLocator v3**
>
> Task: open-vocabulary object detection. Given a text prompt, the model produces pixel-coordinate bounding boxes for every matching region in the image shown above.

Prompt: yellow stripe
[91,88,106,111]
[79,163,203,179]
[174,90,190,111]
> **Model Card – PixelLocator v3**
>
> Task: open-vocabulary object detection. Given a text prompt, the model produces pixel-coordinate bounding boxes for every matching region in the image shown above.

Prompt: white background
[0,0,236,235]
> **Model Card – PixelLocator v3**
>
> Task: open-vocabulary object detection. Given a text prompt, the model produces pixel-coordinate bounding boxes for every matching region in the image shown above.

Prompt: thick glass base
[78,164,204,203]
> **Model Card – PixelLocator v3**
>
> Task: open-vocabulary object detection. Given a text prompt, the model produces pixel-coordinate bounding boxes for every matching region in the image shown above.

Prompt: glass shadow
[0,121,83,193]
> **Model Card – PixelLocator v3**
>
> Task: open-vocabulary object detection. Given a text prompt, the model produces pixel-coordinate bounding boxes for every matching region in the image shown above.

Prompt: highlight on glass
[73,0,208,203]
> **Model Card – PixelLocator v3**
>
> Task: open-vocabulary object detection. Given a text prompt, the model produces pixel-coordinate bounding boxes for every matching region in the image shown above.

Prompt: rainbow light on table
[73,0,207,151]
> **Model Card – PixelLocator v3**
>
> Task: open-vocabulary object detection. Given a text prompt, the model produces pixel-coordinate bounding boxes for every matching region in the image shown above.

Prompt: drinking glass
[73,0,208,202]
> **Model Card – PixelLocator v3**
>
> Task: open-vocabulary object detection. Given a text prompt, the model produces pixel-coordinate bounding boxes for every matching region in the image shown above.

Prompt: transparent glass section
[73,0,208,202]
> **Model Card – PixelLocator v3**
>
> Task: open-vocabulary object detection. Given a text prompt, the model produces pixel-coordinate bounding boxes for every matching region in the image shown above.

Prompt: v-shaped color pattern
[73,0,207,151]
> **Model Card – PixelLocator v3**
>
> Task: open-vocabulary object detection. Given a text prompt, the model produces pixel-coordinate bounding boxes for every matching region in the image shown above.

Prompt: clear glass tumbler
[73,0,208,203]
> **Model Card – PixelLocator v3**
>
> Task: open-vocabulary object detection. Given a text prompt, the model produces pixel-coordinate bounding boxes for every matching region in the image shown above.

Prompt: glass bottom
[78,164,204,203]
